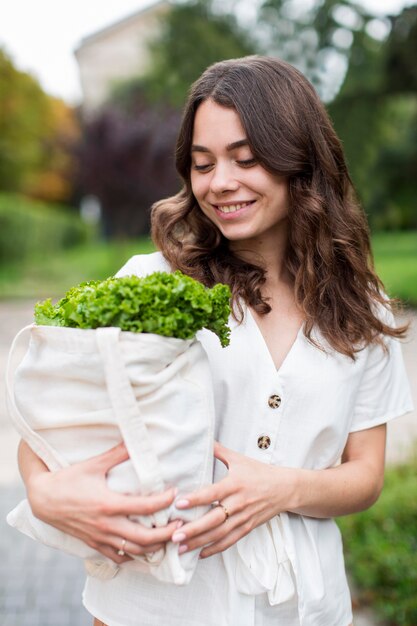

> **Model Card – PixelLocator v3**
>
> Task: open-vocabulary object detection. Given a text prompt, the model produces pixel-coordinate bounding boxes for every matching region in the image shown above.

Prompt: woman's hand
[172,425,386,559]
[172,441,298,559]
[21,441,182,564]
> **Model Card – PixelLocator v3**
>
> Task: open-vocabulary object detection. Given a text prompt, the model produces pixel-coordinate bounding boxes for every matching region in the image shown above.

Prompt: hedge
[338,459,417,626]
[0,193,92,263]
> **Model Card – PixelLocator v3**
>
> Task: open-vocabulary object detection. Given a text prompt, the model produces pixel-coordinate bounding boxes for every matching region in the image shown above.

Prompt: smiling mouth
[214,201,255,214]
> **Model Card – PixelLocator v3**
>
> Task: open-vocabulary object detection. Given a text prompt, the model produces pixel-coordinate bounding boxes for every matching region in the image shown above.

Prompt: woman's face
[190,99,289,250]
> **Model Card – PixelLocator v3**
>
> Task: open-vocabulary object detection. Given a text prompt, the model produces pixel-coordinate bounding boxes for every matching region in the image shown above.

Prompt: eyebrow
[191,139,249,153]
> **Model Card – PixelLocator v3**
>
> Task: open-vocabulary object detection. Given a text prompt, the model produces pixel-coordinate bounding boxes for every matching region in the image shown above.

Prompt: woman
[19,56,413,626]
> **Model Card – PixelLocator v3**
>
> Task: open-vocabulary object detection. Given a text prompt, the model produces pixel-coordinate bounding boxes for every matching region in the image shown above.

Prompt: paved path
[0,486,91,626]
[0,301,91,625]
[0,301,415,625]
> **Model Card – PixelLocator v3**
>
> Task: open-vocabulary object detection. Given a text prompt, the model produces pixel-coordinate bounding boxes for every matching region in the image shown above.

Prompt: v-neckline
[246,306,304,375]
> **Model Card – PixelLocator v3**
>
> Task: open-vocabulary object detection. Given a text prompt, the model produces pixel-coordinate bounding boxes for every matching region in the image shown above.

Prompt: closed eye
[237,158,257,167]
[193,163,212,171]
[193,158,257,172]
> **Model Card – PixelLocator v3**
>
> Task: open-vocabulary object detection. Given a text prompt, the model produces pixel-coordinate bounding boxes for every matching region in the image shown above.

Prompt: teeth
[217,202,251,213]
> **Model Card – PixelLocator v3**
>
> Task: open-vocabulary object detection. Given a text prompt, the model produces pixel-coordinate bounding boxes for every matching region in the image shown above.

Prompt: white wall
[74,2,169,112]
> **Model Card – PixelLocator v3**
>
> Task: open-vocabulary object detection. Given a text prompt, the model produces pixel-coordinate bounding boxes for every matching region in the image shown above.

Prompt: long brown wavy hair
[151,55,406,358]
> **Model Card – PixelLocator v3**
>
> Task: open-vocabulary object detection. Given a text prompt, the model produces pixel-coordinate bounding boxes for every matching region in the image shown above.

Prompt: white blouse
[83,252,413,626]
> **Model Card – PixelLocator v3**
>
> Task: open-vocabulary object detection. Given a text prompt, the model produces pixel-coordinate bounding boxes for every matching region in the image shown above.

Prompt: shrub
[0,193,92,263]
[338,459,417,625]
[78,104,181,239]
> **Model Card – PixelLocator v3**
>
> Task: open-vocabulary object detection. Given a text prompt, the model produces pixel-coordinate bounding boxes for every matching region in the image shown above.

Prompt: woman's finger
[126,542,165,557]
[176,521,227,555]
[94,543,133,564]
[118,518,181,547]
[172,504,228,545]
[199,522,249,558]
[86,442,130,473]
[109,486,178,516]
[172,500,245,553]
[98,545,134,564]
[174,480,229,510]
[213,441,232,468]
[108,537,166,558]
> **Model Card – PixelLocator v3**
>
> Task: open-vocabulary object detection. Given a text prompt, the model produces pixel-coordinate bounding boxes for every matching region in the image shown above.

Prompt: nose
[209,162,239,195]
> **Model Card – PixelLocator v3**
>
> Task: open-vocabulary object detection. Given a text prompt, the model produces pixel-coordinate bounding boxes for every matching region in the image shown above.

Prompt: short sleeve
[350,307,414,433]
[114,255,144,278]
[114,252,170,279]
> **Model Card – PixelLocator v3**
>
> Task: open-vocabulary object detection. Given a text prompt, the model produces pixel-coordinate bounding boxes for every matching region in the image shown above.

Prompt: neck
[229,222,290,287]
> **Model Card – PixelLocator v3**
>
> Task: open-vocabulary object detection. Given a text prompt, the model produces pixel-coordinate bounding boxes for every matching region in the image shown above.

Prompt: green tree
[257,0,378,100]
[254,0,417,229]
[329,6,417,229]
[0,48,50,191]
[377,6,417,229]
[385,6,417,94]
[0,48,79,202]
[109,0,417,231]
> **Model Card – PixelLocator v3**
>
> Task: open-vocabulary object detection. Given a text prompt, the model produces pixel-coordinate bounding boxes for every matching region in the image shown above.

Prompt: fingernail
[178,544,188,555]
[176,520,184,529]
[175,498,190,509]
[171,487,178,497]
[172,531,186,543]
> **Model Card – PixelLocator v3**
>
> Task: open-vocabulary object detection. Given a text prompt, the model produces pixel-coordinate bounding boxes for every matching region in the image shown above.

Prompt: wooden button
[257,435,271,450]
[268,394,281,409]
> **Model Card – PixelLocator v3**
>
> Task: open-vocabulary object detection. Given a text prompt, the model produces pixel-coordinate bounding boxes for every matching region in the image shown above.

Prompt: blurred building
[74,0,170,113]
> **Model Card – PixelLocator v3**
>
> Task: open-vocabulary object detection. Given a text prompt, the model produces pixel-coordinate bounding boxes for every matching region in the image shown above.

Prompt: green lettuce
[34,271,231,347]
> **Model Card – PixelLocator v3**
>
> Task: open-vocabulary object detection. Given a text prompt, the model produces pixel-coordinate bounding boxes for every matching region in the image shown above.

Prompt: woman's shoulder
[114,251,171,278]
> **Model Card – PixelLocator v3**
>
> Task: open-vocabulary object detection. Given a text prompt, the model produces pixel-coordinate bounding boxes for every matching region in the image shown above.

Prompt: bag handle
[95,327,166,497]
[5,325,68,471]
[6,325,167,498]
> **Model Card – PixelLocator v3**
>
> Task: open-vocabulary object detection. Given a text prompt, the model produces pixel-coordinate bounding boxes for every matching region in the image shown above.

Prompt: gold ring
[117,538,127,556]
[218,503,230,523]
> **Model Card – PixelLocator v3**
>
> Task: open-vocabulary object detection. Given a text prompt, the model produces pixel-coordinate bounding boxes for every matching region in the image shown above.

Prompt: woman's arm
[171,424,386,558]
[290,423,386,517]
[19,440,182,563]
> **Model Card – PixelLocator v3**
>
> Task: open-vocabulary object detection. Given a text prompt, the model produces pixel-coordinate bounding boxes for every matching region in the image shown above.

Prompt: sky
[0,0,414,105]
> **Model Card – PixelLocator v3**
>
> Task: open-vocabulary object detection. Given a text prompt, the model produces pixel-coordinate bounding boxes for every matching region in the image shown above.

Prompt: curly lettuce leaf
[34,271,231,346]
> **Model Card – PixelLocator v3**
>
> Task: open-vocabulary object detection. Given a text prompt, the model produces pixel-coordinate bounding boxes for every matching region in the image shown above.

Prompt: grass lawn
[0,231,416,304]
[0,237,155,299]
[372,230,417,308]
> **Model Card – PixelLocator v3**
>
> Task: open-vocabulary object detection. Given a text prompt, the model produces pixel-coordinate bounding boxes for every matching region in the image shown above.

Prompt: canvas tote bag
[6,323,215,584]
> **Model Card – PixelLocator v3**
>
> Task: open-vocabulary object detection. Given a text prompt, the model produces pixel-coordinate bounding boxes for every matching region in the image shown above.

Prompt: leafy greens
[34,271,231,347]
